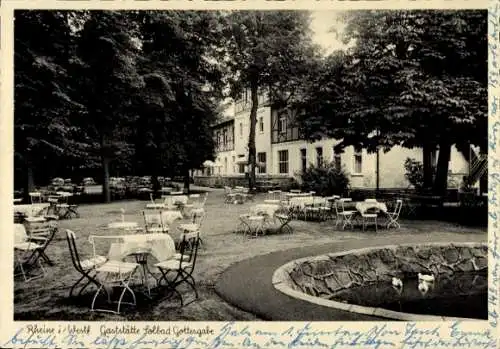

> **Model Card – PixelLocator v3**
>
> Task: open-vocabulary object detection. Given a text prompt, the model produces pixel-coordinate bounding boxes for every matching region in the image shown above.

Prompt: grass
[13,187,487,321]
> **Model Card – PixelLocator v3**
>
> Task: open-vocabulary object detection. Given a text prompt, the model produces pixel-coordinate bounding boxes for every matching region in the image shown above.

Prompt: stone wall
[275,243,488,299]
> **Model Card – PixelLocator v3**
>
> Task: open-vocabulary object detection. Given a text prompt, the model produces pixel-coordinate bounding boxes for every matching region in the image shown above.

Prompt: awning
[203,160,216,167]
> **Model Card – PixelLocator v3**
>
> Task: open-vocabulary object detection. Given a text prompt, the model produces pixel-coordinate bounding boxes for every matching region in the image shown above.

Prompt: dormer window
[278,116,287,134]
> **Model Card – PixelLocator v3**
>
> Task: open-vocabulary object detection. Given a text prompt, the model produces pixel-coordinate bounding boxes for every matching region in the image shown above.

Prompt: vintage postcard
[1,0,498,348]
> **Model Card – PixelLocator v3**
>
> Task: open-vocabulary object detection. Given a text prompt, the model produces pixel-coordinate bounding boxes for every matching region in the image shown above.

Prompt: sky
[220,10,350,118]
[310,10,351,56]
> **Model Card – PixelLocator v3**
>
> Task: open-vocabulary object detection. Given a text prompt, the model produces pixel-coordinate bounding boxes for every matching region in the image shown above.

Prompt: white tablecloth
[355,202,388,215]
[14,204,50,217]
[288,196,314,208]
[107,221,139,230]
[171,195,189,205]
[251,204,281,217]
[108,233,175,263]
[161,210,184,225]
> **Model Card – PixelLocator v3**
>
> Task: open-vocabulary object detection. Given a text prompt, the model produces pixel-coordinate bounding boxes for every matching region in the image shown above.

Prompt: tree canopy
[295,10,487,194]
[221,10,322,190]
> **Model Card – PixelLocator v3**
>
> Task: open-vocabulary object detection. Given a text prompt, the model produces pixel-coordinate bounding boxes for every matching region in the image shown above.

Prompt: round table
[107,221,141,231]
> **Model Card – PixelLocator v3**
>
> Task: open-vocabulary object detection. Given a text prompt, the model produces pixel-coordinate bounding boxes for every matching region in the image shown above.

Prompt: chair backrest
[14,224,28,244]
[171,191,183,195]
[66,229,84,272]
[179,231,200,268]
[334,200,341,215]
[163,196,175,210]
[143,210,164,228]
[172,195,188,205]
[393,199,403,218]
[191,210,206,225]
[29,192,42,204]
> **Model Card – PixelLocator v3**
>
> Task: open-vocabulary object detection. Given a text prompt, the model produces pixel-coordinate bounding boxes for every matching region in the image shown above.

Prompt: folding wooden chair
[24,223,57,266]
[387,199,403,229]
[143,210,168,234]
[88,235,139,314]
[66,229,106,297]
[14,224,46,282]
[334,199,356,230]
[275,207,293,234]
[155,231,200,307]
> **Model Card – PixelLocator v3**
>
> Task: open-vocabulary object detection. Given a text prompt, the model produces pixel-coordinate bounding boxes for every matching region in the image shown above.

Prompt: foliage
[403,158,425,191]
[134,11,225,192]
[221,11,322,190]
[296,10,487,195]
[13,11,105,196]
[300,162,350,197]
[14,10,226,197]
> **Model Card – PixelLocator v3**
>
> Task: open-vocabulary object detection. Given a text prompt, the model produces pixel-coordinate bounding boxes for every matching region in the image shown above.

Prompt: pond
[330,271,487,319]
[272,242,488,320]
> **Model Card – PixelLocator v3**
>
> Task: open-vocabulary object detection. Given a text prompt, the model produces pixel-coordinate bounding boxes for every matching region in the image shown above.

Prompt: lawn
[13,187,487,321]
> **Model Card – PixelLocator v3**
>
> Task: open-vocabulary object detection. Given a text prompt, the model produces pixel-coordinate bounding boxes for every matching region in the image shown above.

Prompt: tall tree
[73,11,143,202]
[297,10,487,195]
[135,11,224,193]
[14,10,84,196]
[222,11,321,190]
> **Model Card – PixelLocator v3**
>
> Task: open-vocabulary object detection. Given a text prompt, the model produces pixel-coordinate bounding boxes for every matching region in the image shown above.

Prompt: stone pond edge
[271,242,487,322]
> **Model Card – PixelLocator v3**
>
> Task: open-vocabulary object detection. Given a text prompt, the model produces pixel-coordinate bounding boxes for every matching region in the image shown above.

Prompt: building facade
[199,95,472,190]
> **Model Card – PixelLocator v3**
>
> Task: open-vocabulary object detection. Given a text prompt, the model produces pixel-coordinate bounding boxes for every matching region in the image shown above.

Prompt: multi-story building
[198,93,482,191]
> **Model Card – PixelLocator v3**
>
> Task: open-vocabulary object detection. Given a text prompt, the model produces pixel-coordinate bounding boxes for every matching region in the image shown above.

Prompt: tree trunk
[433,140,451,196]
[151,174,160,199]
[101,155,111,203]
[24,163,35,201]
[248,81,259,192]
[422,143,434,190]
[183,168,190,194]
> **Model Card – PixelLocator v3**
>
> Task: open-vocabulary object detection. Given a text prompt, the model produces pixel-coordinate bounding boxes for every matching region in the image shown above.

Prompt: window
[316,147,323,167]
[333,149,342,171]
[239,122,243,137]
[232,156,236,173]
[257,152,267,174]
[224,158,228,174]
[300,148,307,173]
[259,117,264,133]
[223,129,228,146]
[278,150,289,174]
[278,116,287,134]
[238,164,246,174]
[354,147,363,174]
[215,131,220,147]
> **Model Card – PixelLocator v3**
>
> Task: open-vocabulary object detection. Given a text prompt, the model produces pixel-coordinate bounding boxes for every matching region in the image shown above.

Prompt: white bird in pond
[392,277,403,288]
[418,273,435,283]
[418,281,430,295]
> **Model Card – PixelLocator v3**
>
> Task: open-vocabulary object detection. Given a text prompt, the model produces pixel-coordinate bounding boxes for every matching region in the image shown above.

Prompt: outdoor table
[160,187,174,195]
[250,204,282,219]
[107,221,141,232]
[14,204,50,218]
[238,214,266,237]
[145,203,166,209]
[264,199,281,205]
[354,201,388,215]
[171,195,189,205]
[107,233,176,295]
[160,210,184,225]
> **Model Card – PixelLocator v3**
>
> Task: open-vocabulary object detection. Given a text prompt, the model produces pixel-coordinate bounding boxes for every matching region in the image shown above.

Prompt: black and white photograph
[9,6,490,325]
